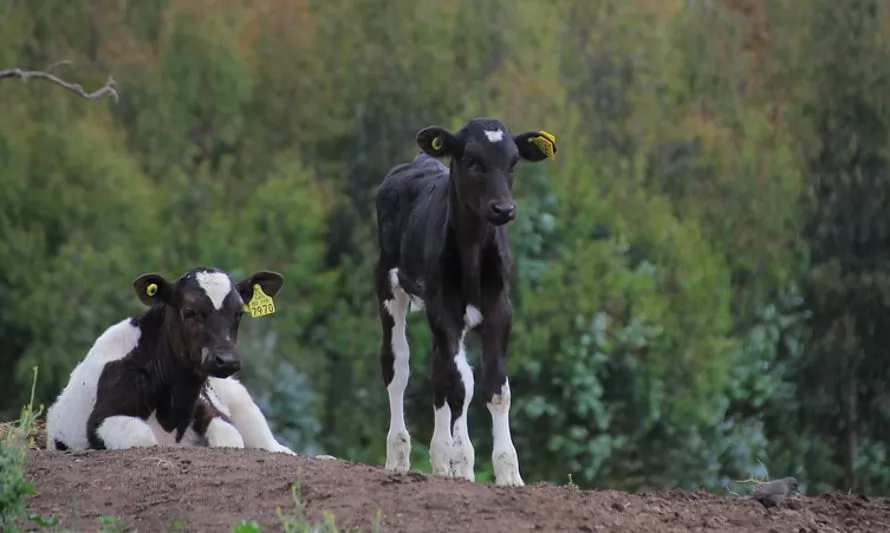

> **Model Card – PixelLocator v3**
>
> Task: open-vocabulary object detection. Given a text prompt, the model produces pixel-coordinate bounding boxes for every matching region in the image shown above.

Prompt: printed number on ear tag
[244,284,276,318]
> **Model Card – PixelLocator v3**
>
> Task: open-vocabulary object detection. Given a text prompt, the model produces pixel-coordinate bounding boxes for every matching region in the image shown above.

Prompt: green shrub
[0,367,41,532]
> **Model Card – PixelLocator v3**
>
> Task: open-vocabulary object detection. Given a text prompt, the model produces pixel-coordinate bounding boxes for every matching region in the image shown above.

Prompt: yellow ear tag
[431,136,444,150]
[146,283,158,297]
[529,130,557,159]
[244,284,276,318]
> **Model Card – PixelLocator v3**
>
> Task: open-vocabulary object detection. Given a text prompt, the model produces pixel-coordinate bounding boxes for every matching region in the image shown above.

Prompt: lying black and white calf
[46,266,294,454]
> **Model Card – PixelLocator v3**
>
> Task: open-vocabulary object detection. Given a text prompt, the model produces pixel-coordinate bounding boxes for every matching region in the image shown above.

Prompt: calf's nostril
[491,203,516,217]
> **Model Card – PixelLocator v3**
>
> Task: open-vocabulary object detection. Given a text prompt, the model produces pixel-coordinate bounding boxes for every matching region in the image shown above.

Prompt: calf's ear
[513,130,558,162]
[237,270,285,304]
[133,273,173,307]
[417,126,459,158]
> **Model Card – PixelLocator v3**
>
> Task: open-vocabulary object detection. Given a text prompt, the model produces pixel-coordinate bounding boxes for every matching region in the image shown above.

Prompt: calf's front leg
[205,418,245,448]
[428,308,476,482]
[481,295,523,487]
[204,378,294,454]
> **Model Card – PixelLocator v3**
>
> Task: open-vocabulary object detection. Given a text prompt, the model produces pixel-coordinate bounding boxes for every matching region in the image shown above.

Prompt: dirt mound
[23,448,890,533]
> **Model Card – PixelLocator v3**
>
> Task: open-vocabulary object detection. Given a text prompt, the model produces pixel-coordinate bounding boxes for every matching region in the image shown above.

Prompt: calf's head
[132,267,285,378]
[416,117,558,226]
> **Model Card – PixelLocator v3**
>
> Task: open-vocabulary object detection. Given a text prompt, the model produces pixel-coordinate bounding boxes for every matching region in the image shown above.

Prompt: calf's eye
[182,308,200,320]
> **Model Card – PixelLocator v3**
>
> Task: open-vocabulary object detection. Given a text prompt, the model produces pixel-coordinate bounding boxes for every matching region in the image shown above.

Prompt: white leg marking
[206,377,296,454]
[96,416,159,450]
[387,268,400,289]
[195,271,234,310]
[430,403,453,476]
[408,295,425,312]
[450,330,475,481]
[384,268,412,472]
[488,380,523,486]
[464,305,483,329]
[206,418,245,448]
[390,267,425,312]
[484,129,504,142]
[178,426,207,447]
[145,411,182,446]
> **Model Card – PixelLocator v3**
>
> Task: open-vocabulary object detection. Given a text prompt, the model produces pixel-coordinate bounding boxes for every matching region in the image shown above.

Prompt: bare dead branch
[0,60,118,102]
[44,59,72,73]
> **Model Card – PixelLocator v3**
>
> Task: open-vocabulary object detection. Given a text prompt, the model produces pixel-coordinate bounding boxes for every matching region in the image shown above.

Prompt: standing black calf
[374,117,558,486]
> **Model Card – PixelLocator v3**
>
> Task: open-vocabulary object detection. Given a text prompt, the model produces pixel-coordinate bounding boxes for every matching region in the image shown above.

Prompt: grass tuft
[727,459,772,496]
[0,366,44,532]
[231,470,384,533]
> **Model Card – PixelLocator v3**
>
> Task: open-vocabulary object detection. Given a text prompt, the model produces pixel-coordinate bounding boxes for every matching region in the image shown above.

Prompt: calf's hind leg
[378,264,412,472]
[93,415,159,449]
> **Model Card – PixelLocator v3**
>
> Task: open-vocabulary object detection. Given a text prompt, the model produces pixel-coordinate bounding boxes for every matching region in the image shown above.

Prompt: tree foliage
[3,0,890,495]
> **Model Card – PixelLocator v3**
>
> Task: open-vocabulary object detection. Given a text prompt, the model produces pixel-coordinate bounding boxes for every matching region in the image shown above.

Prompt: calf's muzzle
[488,201,517,225]
[203,350,241,378]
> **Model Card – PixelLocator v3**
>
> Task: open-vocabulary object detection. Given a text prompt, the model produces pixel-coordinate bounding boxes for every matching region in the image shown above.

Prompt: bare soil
[20,447,890,533]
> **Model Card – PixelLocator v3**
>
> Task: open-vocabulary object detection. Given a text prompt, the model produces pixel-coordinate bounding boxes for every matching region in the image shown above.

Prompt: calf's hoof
[272,444,297,455]
[495,472,525,487]
[385,430,412,472]
[450,438,475,482]
[493,449,524,487]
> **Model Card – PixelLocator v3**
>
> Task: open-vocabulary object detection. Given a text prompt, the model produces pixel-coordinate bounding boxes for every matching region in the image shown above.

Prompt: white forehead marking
[195,271,233,310]
[484,129,504,142]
